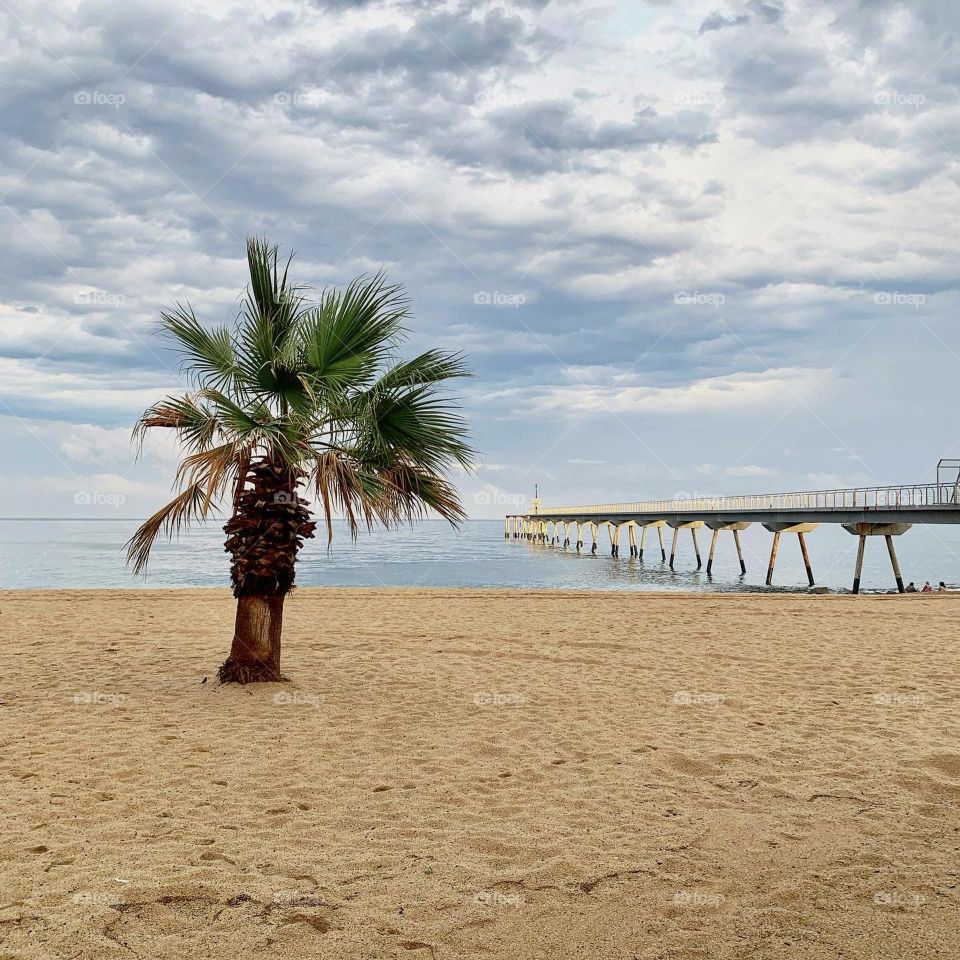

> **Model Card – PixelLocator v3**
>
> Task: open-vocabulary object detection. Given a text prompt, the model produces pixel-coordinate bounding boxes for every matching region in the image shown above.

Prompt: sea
[1,518,958,593]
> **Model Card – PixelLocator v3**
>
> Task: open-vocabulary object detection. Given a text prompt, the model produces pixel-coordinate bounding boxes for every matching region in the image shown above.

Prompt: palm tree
[128,237,473,684]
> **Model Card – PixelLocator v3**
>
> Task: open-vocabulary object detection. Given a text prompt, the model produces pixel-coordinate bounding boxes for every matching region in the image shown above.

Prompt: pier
[505,463,960,593]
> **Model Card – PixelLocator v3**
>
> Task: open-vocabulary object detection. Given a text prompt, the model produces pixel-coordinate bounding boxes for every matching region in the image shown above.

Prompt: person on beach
[905,582,918,592]
[921,581,933,593]
[938,581,948,592]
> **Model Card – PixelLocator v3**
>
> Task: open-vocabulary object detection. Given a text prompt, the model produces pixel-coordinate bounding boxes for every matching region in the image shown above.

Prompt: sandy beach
[2,588,958,959]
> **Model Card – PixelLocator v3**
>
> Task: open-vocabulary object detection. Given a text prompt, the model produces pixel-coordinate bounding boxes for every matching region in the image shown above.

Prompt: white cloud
[0,357,171,417]
[529,367,831,417]
[725,464,778,478]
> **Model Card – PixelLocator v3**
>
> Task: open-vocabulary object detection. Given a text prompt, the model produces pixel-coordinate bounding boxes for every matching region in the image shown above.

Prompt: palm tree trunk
[217,458,315,684]
[220,594,286,683]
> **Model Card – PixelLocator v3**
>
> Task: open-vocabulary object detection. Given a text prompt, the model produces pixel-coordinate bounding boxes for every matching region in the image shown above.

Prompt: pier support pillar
[608,523,621,557]
[690,527,702,569]
[667,520,704,570]
[706,529,719,575]
[636,520,667,563]
[798,532,814,586]
[885,535,905,593]
[734,530,746,574]
[628,524,637,557]
[842,522,912,594]
[591,522,598,555]
[766,531,781,586]
[505,517,511,540]
[853,534,866,595]
[575,521,582,550]
[762,522,818,587]
[705,521,751,577]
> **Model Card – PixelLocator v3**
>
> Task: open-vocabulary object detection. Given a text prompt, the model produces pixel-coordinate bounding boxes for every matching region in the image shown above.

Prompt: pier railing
[536,482,960,516]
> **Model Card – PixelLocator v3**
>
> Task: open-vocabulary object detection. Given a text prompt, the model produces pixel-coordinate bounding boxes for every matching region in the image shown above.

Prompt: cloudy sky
[2,0,959,519]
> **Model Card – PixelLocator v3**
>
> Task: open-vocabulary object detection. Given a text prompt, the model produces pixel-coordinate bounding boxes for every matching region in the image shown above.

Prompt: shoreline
[1,584,954,596]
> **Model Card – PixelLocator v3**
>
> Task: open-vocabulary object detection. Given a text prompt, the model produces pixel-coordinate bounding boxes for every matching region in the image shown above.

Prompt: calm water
[1,518,959,593]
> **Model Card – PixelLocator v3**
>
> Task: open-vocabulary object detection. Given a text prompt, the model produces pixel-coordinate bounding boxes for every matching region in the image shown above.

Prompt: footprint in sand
[399,942,435,955]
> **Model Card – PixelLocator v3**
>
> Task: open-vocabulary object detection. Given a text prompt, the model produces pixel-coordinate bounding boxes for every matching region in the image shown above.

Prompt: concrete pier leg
[797,532,814,586]
[691,528,702,570]
[628,525,637,558]
[853,534,867,594]
[658,526,666,562]
[706,529,719,575]
[639,526,647,561]
[575,522,582,551]
[505,517,510,539]
[669,526,679,570]
[591,523,598,555]
[733,529,746,574]
[766,531,781,586]
[885,534,905,593]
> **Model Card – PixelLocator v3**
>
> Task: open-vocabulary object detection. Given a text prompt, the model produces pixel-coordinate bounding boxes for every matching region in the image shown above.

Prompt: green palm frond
[367,350,471,392]
[350,382,474,475]
[295,272,408,391]
[160,304,238,390]
[237,237,310,400]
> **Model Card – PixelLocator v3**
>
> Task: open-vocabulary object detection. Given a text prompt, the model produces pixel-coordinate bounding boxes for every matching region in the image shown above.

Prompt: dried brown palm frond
[126,482,210,575]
